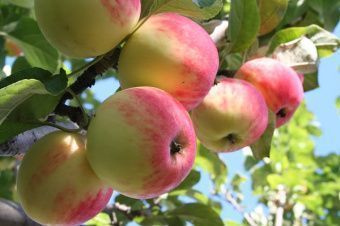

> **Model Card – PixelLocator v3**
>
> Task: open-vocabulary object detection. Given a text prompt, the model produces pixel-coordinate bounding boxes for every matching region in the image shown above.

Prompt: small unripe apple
[17,132,113,225]
[34,0,141,58]
[118,13,219,110]
[235,57,304,127]
[86,87,197,199]
[191,78,268,152]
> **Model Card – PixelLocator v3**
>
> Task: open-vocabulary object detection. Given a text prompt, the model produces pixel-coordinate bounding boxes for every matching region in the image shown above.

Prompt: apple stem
[225,134,238,145]
[277,108,287,118]
[170,140,183,155]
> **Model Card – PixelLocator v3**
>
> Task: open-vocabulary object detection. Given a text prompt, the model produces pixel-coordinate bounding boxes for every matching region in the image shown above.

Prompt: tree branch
[0,199,40,226]
[0,122,78,156]
[60,48,121,103]
[275,186,286,226]
[223,189,258,226]
[53,48,121,128]
[54,104,87,128]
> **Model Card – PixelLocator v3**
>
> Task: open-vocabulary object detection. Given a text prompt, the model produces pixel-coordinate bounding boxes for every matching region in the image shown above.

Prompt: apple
[5,39,22,56]
[118,12,219,110]
[235,58,304,127]
[34,0,141,58]
[86,87,197,199]
[191,78,268,152]
[17,131,113,225]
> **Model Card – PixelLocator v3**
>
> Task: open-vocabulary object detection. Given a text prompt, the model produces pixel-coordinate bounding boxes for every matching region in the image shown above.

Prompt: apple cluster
[16,1,304,225]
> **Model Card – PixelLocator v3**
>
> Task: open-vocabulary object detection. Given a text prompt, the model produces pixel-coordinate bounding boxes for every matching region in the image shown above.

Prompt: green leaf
[250,110,276,159]
[0,169,15,200]
[228,0,260,53]
[0,79,48,126]
[195,144,227,190]
[0,94,62,143]
[142,216,186,226]
[225,220,245,226]
[142,0,223,20]
[7,17,59,72]
[336,97,340,114]
[0,37,5,69]
[174,169,201,191]
[231,173,246,193]
[268,24,340,55]
[84,212,111,225]
[167,203,224,226]
[0,71,6,80]
[279,0,308,27]
[114,194,144,211]
[244,156,259,171]
[303,72,319,92]
[11,56,32,74]
[0,69,67,142]
[8,0,34,8]
[308,0,340,31]
[0,158,16,200]
[258,0,288,35]
[169,188,222,213]
[0,4,30,28]
[0,67,67,95]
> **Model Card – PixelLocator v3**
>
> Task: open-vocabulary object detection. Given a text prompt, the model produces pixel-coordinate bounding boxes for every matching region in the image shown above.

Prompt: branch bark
[223,189,258,226]
[0,199,40,226]
[275,186,286,226]
[0,122,78,156]
[60,48,121,103]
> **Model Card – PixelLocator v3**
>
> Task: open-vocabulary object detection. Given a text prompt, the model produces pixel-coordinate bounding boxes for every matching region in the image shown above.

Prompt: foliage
[0,0,339,225]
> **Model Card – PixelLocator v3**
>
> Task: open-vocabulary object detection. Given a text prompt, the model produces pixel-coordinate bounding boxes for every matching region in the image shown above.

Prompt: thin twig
[275,186,286,226]
[222,189,258,226]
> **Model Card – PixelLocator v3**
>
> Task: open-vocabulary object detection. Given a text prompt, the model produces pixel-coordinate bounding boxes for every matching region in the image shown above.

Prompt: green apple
[17,131,113,225]
[86,87,197,199]
[34,0,141,58]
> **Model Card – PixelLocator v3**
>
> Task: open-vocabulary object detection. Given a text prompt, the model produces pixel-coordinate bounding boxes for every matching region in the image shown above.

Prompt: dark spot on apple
[225,133,238,145]
[277,108,287,118]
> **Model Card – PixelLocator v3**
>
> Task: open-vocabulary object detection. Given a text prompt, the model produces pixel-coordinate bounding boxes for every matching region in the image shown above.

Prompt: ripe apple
[34,0,141,58]
[235,57,304,127]
[17,131,113,225]
[118,12,219,110]
[86,87,197,199]
[191,78,268,152]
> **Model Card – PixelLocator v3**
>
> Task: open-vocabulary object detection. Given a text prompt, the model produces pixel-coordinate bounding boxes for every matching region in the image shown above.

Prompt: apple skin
[34,0,141,58]
[5,39,22,56]
[17,131,113,226]
[86,87,197,199]
[118,13,219,110]
[235,58,304,127]
[191,78,268,152]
